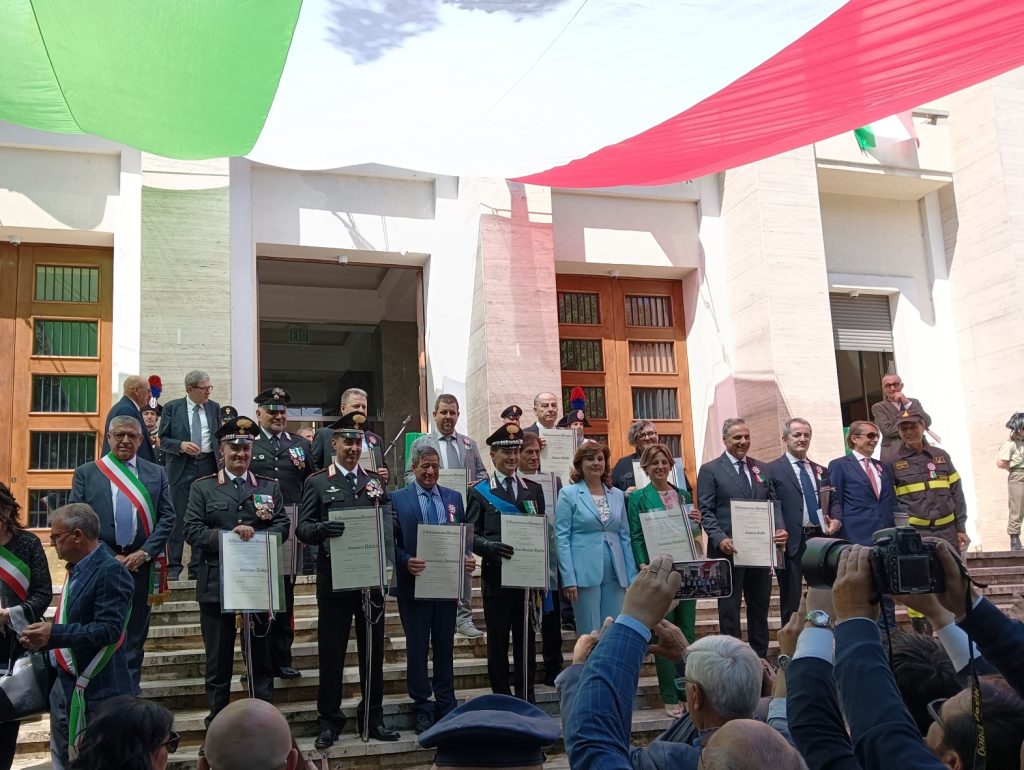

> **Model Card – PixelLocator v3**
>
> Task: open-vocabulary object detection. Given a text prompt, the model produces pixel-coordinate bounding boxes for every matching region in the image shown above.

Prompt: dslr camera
[802,526,945,595]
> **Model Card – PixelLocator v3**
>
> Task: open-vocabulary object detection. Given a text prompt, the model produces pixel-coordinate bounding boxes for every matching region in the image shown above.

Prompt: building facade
[2,70,1023,550]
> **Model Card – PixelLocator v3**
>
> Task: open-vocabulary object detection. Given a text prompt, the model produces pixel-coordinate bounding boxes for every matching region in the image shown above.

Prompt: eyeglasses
[159,731,180,754]
[190,385,214,393]
[110,432,142,442]
[883,382,904,389]
[50,530,74,545]
[639,431,658,439]
[674,675,699,690]
[854,432,879,440]
[927,698,947,730]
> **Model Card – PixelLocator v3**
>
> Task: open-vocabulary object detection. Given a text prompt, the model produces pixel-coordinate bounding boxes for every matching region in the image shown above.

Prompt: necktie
[270,433,281,452]
[114,485,134,548]
[191,404,203,446]
[797,461,822,527]
[504,476,515,500]
[444,436,461,469]
[862,458,880,498]
[735,460,752,495]
[232,477,244,494]
[346,472,357,490]
[419,492,433,523]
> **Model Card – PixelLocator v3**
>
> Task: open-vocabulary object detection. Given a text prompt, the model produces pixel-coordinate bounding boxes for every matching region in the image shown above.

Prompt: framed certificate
[437,467,470,508]
[539,429,577,486]
[328,507,387,591]
[280,504,301,577]
[499,514,548,588]
[414,523,466,600]
[730,501,779,568]
[220,531,285,613]
[639,507,698,563]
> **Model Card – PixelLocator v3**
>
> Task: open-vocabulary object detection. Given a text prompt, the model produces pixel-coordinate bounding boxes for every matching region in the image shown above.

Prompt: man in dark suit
[827,419,897,628]
[298,412,400,747]
[101,375,155,463]
[523,391,560,435]
[765,418,836,625]
[697,418,787,658]
[183,416,289,728]
[466,423,546,703]
[871,373,933,459]
[19,503,134,770]
[69,415,176,691]
[247,387,315,679]
[159,369,221,580]
[311,387,389,482]
[392,441,476,734]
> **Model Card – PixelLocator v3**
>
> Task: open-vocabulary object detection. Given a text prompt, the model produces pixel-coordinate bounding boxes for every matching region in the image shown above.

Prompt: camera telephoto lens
[801,537,852,588]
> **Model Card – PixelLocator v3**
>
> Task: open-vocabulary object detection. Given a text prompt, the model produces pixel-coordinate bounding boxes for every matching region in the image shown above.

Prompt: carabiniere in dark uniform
[248,387,315,679]
[183,415,289,729]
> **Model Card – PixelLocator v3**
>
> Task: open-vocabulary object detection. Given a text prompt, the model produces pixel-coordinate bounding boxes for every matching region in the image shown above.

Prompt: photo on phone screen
[672,559,733,600]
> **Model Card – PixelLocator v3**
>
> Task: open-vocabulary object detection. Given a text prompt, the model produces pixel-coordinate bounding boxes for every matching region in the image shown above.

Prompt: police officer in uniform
[219,405,238,426]
[248,387,314,679]
[297,411,400,747]
[501,405,523,425]
[890,408,969,552]
[183,416,289,728]
[465,423,547,703]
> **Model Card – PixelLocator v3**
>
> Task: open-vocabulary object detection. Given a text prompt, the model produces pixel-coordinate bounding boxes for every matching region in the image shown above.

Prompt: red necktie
[862,458,880,498]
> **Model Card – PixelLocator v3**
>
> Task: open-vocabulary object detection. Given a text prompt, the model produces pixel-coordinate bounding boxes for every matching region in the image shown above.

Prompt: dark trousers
[317,588,385,732]
[397,597,457,721]
[199,603,274,727]
[482,586,535,702]
[541,590,564,678]
[777,536,809,626]
[0,716,19,770]
[169,453,217,578]
[269,580,296,669]
[124,564,154,693]
[709,543,771,658]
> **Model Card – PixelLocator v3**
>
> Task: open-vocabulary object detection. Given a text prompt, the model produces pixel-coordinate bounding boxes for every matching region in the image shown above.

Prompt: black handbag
[0,614,51,723]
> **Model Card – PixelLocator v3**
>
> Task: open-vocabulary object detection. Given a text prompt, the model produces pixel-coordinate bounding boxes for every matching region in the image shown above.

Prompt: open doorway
[257,257,423,468]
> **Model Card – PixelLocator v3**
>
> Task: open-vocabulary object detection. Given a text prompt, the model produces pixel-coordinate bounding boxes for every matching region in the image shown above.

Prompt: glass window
[31,375,98,413]
[632,387,680,420]
[834,350,895,425]
[625,295,672,327]
[628,341,676,373]
[33,319,99,357]
[557,292,600,325]
[659,434,682,458]
[34,266,99,303]
[560,339,603,372]
[561,386,607,419]
[29,432,96,470]
[27,489,71,529]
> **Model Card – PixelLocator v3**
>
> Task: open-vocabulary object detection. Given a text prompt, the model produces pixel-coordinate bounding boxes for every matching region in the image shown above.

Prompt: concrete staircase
[11,551,1023,769]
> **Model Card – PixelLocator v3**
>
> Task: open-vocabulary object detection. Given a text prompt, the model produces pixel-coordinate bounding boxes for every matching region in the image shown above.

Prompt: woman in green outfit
[626,443,702,717]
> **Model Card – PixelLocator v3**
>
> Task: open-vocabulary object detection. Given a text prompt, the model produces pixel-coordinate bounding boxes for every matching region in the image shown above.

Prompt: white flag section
[248,0,844,176]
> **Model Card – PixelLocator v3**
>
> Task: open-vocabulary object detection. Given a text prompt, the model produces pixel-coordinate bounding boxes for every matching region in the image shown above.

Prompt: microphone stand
[382,415,412,459]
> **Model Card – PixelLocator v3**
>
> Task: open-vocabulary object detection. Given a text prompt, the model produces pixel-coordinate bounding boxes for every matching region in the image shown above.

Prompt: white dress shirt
[785,451,821,526]
[725,451,752,486]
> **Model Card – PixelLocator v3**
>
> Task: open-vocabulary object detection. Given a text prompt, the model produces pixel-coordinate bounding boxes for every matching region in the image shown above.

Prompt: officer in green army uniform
[890,407,969,552]
[183,415,289,728]
[248,387,315,679]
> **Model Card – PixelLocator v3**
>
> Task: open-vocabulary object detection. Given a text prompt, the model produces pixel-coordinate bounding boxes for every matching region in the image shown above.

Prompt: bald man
[102,375,156,463]
[701,720,807,770]
[199,699,299,770]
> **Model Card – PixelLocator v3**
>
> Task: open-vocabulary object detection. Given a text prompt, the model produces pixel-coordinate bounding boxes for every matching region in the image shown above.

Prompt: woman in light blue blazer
[555,442,638,634]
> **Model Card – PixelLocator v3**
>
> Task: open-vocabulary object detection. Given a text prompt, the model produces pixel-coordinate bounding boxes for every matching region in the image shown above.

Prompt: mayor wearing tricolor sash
[69,415,176,691]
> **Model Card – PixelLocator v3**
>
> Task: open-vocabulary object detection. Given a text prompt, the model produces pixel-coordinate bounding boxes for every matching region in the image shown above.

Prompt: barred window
[560,339,603,371]
[33,319,99,357]
[625,295,672,327]
[562,386,607,419]
[34,266,99,303]
[31,375,97,413]
[558,292,600,325]
[29,432,96,470]
[632,388,679,420]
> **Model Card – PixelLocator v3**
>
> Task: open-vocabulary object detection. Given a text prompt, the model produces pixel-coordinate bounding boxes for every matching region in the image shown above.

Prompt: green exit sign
[287,324,310,344]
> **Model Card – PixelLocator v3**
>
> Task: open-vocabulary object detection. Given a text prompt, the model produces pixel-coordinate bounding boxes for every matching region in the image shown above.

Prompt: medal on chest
[288,446,305,470]
[252,493,275,520]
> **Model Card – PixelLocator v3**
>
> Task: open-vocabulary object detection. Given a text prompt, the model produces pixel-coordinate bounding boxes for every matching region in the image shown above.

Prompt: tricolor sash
[53,569,131,758]
[0,544,30,602]
[472,479,523,515]
[96,453,169,604]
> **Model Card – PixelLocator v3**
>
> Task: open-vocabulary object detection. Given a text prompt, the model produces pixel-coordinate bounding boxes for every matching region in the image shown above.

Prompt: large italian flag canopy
[3,0,1024,188]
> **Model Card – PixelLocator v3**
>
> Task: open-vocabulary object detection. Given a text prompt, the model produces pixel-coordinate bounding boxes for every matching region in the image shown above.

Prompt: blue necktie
[115,486,134,547]
[420,491,442,524]
[797,461,822,527]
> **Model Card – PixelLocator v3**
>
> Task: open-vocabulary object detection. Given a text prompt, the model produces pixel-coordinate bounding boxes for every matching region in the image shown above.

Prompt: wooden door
[2,245,113,527]
[555,276,696,485]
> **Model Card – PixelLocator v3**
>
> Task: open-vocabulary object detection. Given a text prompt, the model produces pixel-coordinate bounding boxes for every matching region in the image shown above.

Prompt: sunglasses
[854,432,879,440]
[927,698,947,730]
[160,731,180,754]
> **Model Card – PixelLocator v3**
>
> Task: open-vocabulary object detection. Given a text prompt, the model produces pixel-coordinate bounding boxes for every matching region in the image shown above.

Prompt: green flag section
[0,0,300,158]
[854,112,917,151]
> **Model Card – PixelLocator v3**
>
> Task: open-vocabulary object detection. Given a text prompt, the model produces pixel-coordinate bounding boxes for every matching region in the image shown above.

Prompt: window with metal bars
[560,339,603,371]
[628,341,676,373]
[33,319,99,357]
[632,387,679,420]
[31,375,97,413]
[557,292,600,325]
[27,489,71,529]
[34,266,99,303]
[625,295,672,327]
[29,432,96,470]
[561,386,607,419]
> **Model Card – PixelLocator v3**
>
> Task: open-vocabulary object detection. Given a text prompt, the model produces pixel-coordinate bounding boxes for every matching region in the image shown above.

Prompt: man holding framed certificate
[465,423,547,704]
[297,412,399,748]
[183,416,289,729]
[392,442,476,735]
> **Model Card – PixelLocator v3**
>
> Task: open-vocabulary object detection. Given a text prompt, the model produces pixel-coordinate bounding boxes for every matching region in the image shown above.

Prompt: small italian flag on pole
[854,112,919,150]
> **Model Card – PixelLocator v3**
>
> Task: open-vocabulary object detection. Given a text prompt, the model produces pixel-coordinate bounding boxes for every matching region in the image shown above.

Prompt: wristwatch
[777,654,792,671]
[142,551,152,563]
[805,609,835,630]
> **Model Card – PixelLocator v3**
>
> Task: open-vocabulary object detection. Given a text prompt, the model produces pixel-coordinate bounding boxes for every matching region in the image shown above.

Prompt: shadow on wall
[326,0,569,64]
[700,376,793,465]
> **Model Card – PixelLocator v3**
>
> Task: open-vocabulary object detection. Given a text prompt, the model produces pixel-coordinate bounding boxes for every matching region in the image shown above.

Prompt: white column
[229,158,259,408]
[112,148,142,393]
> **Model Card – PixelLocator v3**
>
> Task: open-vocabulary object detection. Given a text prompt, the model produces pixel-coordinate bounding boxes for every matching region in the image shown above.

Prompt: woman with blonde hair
[555,442,637,635]
[626,443,702,716]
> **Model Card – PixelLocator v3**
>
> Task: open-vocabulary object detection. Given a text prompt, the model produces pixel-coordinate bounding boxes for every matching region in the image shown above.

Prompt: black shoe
[543,669,560,687]
[560,622,576,633]
[367,724,400,742]
[314,727,337,750]
[1011,535,1023,551]
[414,713,433,735]
[911,617,933,636]
[276,666,302,679]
